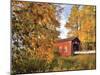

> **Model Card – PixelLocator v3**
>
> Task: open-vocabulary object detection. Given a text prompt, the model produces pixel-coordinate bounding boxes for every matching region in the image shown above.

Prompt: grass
[12,54,96,74]
[53,54,96,71]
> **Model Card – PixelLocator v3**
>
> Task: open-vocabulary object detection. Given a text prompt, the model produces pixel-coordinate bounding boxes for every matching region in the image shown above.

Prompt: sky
[58,4,73,39]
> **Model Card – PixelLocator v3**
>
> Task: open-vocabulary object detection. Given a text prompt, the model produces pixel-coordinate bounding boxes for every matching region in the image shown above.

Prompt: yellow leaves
[66,5,96,43]
[81,19,92,31]
[78,31,87,42]
[33,47,54,63]
[12,1,60,73]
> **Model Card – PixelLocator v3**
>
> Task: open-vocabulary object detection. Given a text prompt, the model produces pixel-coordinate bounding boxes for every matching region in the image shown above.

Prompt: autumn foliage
[65,5,96,50]
[11,1,96,74]
[12,0,60,74]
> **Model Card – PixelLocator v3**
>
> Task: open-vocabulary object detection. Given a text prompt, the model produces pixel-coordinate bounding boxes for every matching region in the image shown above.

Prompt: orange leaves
[33,46,54,63]
[83,20,92,31]
[12,1,60,73]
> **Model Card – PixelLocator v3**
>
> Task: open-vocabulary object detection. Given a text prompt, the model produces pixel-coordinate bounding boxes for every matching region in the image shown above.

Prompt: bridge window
[64,46,68,52]
[59,46,62,50]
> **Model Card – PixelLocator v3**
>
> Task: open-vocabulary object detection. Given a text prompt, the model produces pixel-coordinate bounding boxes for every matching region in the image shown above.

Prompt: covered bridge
[55,37,80,57]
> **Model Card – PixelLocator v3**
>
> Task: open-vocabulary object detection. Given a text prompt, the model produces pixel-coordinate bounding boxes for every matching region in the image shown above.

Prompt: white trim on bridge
[74,50,96,54]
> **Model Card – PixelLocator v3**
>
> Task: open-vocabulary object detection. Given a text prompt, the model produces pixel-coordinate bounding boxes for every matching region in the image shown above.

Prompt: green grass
[12,54,96,74]
[53,54,96,71]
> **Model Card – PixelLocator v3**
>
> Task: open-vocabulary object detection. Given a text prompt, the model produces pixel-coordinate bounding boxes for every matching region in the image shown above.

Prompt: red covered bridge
[55,37,80,57]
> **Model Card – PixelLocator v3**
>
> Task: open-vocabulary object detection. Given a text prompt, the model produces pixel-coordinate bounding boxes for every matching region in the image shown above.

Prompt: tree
[65,5,96,50]
[65,5,80,37]
[12,0,60,74]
